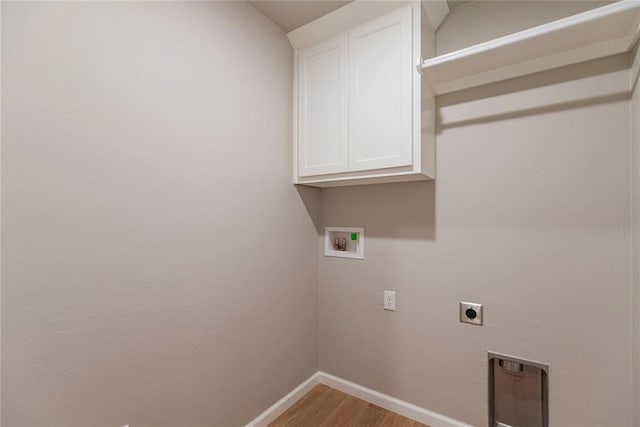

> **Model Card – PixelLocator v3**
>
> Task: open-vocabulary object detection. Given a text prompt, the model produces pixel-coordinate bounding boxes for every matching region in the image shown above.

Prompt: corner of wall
[631,40,640,427]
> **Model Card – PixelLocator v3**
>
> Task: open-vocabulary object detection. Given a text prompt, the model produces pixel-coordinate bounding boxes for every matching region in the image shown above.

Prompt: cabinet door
[348,6,413,172]
[297,35,349,177]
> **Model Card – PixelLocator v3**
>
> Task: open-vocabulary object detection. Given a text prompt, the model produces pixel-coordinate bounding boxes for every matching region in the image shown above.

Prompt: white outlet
[384,290,396,311]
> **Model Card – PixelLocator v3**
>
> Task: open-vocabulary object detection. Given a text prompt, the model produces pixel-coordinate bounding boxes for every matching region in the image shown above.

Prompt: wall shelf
[421,0,640,95]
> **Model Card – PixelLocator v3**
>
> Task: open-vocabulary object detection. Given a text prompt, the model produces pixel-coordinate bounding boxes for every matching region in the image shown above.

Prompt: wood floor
[268,384,429,427]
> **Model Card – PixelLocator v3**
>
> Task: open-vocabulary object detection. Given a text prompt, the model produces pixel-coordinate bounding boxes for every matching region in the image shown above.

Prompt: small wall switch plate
[324,227,364,259]
[460,301,483,326]
[384,290,396,311]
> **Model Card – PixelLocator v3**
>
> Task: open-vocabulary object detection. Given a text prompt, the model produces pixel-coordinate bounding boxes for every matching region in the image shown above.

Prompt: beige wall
[632,42,640,426]
[3,1,638,426]
[318,2,633,425]
[1,2,319,425]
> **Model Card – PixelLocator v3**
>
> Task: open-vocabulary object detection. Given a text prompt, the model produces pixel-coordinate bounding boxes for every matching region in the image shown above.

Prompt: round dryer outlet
[460,301,483,326]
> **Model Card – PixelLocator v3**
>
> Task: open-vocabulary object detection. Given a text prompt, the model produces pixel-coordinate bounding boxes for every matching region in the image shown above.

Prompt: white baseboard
[245,372,320,427]
[245,371,470,427]
[317,372,471,427]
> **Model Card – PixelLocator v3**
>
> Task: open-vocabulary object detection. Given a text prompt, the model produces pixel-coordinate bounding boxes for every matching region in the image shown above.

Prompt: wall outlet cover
[460,301,483,326]
[384,290,396,311]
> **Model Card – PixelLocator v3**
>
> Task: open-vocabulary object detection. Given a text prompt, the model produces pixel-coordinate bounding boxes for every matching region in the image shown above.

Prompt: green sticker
[351,233,358,241]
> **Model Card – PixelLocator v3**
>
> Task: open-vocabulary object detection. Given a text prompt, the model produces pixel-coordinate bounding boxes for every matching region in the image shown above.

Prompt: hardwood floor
[268,384,429,427]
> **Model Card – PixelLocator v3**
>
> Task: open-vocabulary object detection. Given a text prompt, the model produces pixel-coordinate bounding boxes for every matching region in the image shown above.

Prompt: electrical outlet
[384,290,396,311]
[460,301,483,325]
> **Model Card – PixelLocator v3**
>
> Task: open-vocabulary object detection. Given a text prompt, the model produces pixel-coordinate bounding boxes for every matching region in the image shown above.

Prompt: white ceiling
[447,0,472,10]
[249,1,470,33]
[248,1,353,33]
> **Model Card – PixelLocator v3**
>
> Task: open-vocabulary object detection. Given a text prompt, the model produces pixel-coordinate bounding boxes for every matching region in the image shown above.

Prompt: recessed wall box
[489,352,549,427]
[324,227,364,259]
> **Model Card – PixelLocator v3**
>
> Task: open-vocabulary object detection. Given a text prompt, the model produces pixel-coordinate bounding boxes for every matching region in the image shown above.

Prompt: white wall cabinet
[297,35,348,177]
[290,1,437,187]
[348,6,413,172]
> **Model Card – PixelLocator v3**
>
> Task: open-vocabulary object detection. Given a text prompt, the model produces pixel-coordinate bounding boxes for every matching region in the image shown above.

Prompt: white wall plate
[324,227,364,259]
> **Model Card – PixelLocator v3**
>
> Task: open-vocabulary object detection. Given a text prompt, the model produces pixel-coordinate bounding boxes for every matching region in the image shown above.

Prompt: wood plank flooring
[269,384,429,427]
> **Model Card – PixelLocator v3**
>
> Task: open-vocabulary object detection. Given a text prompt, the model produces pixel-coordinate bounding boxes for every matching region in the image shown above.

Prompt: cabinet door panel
[348,6,413,172]
[298,36,349,177]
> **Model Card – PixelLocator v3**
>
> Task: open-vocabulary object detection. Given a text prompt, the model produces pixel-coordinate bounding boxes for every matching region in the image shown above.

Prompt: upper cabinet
[297,35,348,177]
[348,7,413,173]
[289,1,442,187]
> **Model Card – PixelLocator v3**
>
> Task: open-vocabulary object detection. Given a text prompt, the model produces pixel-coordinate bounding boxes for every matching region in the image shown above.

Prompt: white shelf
[421,0,640,95]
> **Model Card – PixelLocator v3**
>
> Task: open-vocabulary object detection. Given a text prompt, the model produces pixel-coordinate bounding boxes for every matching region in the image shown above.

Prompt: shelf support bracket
[415,55,424,75]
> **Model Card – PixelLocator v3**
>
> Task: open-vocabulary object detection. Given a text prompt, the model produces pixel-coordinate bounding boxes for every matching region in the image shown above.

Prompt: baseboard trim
[245,371,470,427]
[317,372,471,427]
[245,372,320,427]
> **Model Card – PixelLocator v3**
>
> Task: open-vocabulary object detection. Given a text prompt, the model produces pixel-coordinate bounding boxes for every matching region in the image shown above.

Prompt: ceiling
[248,1,353,33]
[249,1,471,33]
[447,0,472,10]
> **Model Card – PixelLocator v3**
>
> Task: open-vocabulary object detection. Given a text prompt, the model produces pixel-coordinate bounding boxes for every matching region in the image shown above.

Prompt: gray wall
[318,2,633,425]
[3,1,638,426]
[1,2,319,425]
[632,43,640,427]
